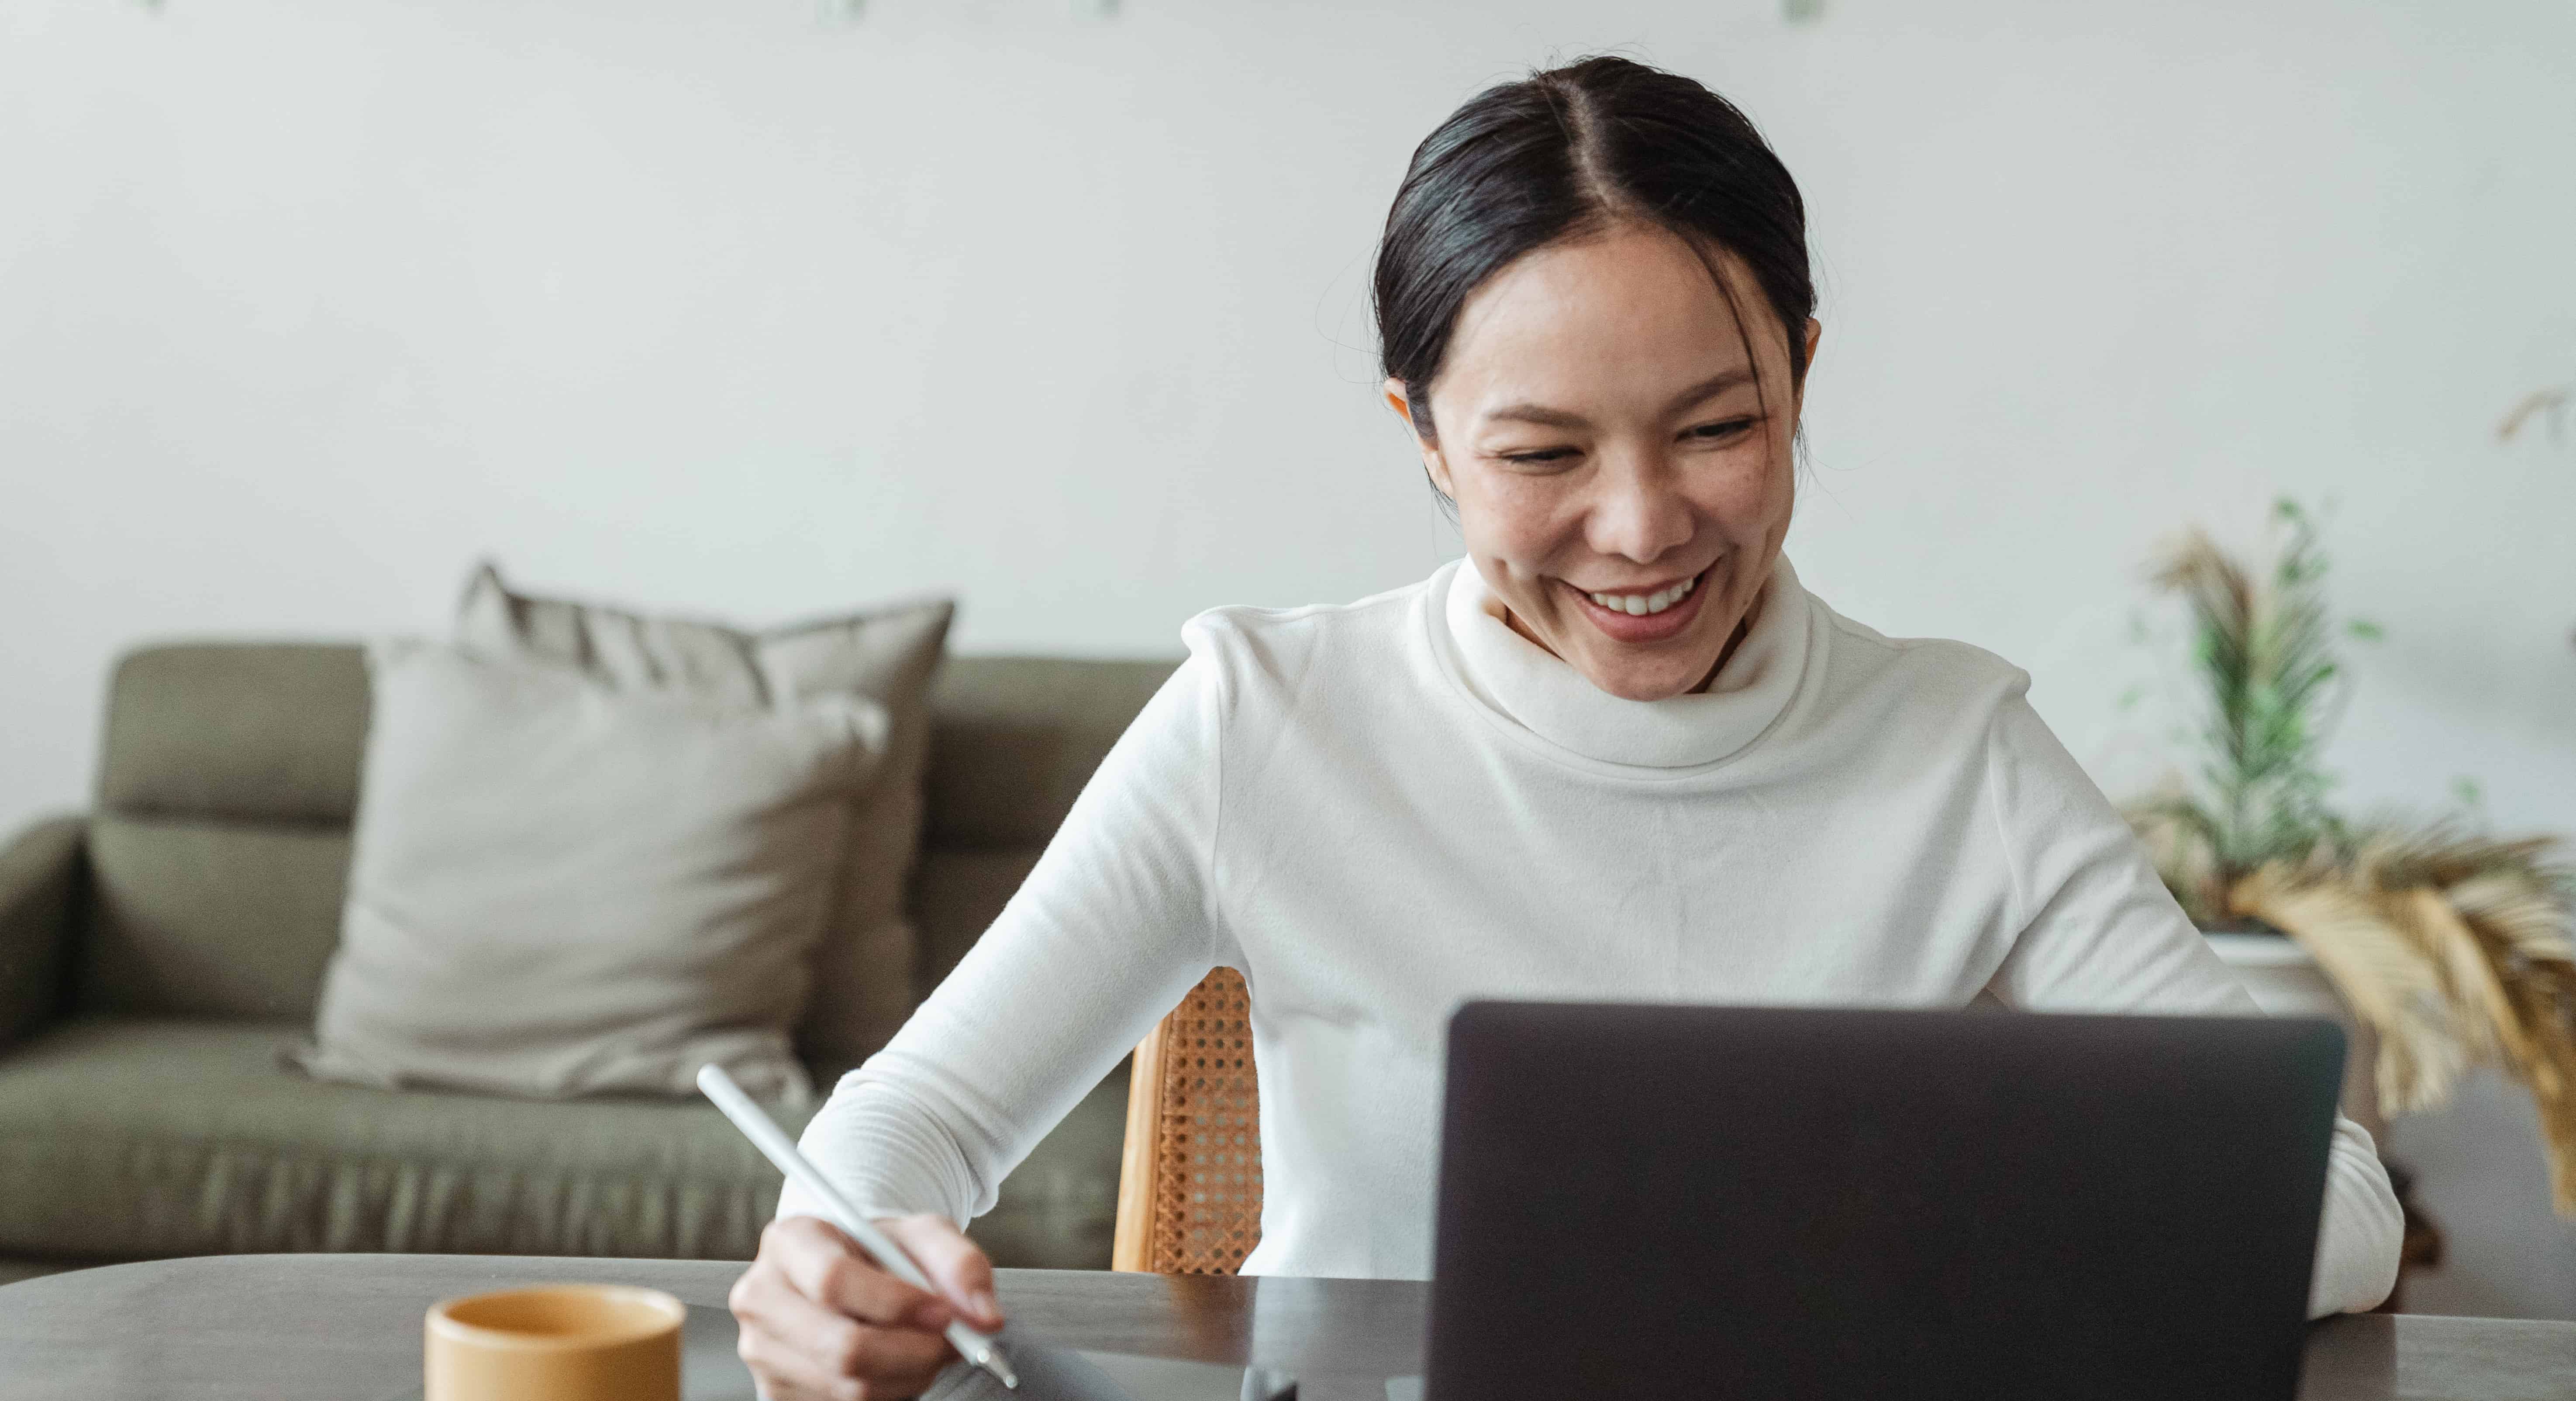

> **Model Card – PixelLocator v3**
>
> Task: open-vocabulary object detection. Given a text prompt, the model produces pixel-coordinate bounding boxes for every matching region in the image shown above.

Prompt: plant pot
[2204,927,2385,1139]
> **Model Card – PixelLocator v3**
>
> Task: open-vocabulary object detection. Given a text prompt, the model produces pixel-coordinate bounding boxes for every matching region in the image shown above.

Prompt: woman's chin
[1566,645,1723,702]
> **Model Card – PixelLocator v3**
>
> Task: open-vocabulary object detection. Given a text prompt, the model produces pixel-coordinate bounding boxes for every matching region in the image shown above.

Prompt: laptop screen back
[1425,1003,2344,1401]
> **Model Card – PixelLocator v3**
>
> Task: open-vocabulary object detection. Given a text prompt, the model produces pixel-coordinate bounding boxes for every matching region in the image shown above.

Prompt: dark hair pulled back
[1373,55,1814,443]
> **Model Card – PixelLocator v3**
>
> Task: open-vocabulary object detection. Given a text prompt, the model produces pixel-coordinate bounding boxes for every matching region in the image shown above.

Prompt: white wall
[3,0,2572,1311]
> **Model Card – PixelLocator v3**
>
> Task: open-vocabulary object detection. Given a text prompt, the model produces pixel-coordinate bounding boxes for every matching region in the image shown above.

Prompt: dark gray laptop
[1425,1003,2346,1400]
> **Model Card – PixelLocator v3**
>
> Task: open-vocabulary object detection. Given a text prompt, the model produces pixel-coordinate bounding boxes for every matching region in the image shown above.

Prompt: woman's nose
[1583,458,1697,565]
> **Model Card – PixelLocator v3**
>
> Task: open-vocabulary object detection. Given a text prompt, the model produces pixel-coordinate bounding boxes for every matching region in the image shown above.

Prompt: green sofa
[0,643,1177,1283]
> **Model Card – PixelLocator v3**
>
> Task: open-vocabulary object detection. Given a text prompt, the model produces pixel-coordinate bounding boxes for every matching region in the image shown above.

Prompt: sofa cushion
[0,816,85,1050]
[0,1018,1126,1268]
[97,644,369,824]
[0,1019,810,1261]
[457,567,954,1078]
[80,816,351,1020]
[922,659,1177,850]
[80,645,373,1021]
[299,643,884,1103]
[907,849,1044,1002]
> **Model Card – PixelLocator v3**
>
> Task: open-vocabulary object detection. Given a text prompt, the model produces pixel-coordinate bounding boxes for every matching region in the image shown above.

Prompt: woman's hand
[730,1213,1004,1401]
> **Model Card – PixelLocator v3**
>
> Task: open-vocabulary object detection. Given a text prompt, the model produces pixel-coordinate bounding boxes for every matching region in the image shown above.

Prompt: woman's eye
[1685,417,1759,443]
[1498,447,1579,466]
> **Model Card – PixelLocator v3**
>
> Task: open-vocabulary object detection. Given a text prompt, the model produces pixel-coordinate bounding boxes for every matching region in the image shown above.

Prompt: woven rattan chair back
[1110,967,1263,1273]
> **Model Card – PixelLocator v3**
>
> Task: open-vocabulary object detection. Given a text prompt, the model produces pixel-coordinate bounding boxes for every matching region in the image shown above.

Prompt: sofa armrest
[0,816,84,1052]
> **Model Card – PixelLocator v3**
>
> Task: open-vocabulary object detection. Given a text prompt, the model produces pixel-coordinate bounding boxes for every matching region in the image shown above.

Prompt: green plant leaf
[2130,498,2359,884]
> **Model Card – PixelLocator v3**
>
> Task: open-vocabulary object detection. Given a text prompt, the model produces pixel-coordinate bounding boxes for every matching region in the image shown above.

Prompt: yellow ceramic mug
[426,1283,685,1401]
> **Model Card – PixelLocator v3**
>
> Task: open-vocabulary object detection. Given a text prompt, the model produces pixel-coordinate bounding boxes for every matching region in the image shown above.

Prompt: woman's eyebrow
[1664,367,1756,414]
[1483,367,1759,431]
[1483,402,1589,429]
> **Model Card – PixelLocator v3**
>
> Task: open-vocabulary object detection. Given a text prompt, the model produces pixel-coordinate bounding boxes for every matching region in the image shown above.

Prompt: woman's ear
[1380,378,1419,433]
[1792,318,1823,416]
[1384,378,1458,500]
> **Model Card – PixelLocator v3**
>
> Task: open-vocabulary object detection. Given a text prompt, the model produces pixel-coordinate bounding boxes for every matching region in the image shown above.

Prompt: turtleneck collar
[1430,551,1814,771]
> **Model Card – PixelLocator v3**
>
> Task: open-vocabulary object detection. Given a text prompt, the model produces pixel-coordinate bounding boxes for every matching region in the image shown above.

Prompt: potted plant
[2121,499,2576,1216]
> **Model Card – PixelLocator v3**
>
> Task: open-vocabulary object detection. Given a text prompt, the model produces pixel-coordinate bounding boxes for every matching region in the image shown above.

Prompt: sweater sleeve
[1978,686,2402,1318]
[777,648,1232,1230]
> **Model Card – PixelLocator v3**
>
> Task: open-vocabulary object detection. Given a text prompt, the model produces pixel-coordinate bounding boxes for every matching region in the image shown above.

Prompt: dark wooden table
[0,1253,2569,1400]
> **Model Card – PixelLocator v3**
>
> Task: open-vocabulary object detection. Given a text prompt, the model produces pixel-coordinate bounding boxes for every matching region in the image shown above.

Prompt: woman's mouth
[1560,565,1713,644]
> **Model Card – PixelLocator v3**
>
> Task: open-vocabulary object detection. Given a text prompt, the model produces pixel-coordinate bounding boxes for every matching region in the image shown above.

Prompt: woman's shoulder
[1804,592,2034,717]
[1176,568,1445,689]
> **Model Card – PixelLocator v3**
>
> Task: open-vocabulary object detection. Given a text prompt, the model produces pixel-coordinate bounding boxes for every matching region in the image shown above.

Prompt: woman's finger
[737,1315,865,1401]
[733,1262,866,1367]
[737,1272,951,1397]
[840,1325,956,1392]
[879,1214,1002,1332]
[768,1216,952,1329]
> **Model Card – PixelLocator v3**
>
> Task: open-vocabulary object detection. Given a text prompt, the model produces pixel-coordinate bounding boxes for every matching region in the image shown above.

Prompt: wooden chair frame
[1110,968,1263,1273]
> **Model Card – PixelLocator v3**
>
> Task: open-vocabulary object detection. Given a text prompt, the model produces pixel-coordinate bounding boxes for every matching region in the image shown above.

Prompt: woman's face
[1389,222,1817,702]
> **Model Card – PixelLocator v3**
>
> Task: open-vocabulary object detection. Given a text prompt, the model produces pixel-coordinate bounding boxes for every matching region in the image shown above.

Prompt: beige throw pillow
[453,565,953,1076]
[297,641,884,1101]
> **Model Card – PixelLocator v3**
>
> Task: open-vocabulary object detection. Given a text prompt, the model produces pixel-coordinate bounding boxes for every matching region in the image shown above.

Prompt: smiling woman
[1374,59,1819,702]
[1398,229,1802,697]
[730,55,2404,1401]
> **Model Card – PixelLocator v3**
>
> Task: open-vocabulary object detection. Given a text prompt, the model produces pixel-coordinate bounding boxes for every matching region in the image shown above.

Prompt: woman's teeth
[1586,574,1698,617]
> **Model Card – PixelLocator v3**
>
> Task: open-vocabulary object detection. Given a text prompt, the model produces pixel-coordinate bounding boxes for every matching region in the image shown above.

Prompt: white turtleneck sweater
[784,555,2401,1317]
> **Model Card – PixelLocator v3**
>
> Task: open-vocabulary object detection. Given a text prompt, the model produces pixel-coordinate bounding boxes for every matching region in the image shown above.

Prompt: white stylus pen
[697,1064,1019,1391]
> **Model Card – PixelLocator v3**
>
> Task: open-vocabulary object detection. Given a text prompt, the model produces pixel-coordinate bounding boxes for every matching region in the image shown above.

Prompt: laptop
[1423,1002,2346,1400]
